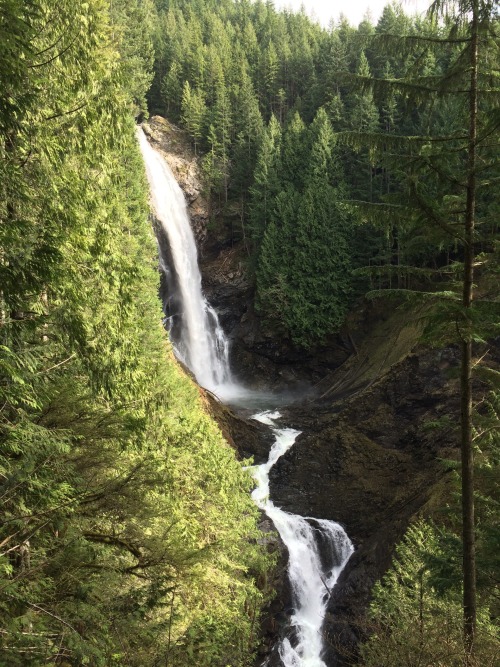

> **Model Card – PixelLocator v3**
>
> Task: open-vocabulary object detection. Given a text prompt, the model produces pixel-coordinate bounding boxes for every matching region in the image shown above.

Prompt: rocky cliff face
[143,117,209,244]
[273,344,460,665]
[230,313,463,666]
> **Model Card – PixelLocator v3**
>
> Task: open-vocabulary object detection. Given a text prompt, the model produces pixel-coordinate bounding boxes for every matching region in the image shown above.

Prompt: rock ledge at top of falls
[142,117,209,245]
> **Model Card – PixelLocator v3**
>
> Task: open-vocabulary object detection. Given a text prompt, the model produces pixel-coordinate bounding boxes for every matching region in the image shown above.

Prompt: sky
[271,0,431,28]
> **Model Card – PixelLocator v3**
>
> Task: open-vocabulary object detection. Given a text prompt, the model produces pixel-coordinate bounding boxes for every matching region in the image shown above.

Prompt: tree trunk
[461,2,479,662]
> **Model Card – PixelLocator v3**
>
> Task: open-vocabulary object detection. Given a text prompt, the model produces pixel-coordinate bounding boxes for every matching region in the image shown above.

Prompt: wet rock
[264,347,462,665]
[143,117,209,245]
[203,392,274,463]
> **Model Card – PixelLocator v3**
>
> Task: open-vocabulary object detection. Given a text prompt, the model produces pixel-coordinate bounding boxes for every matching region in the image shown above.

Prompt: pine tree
[286,109,352,344]
[161,60,184,119]
[346,51,380,202]
[181,80,206,154]
[108,0,156,116]
[341,2,500,660]
[280,110,307,188]
[260,40,280,116]
[230,59,264,193]
[248,114,281,248]
[359,520,498,667]
[209,78,232,202]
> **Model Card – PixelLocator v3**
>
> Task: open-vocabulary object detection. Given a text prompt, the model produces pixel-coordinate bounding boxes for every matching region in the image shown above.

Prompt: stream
[138,127,354,667]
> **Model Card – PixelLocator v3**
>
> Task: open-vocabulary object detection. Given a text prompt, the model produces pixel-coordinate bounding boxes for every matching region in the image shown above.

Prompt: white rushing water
[251,411,354,667]
[138,128,354,665]
[137,127,232,393]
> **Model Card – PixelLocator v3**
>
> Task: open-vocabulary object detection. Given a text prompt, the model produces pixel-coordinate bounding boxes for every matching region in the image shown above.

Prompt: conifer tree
[342,2,500,660]
[359,520,498,667]
[231,59,264,194]
[162,61,184,119]
[181,80,206,154]
[209,78,232,201]
[346,51,380,202]
[248,114,281,248]
[280,110,307,188]
[260,41,280,116]
[108,0,156,116]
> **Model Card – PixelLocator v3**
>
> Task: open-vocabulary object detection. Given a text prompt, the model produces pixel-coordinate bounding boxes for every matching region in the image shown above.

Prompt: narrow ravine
[138,128,354,666]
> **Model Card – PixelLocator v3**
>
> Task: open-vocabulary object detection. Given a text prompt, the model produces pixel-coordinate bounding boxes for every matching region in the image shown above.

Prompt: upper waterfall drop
[137,127,232,394]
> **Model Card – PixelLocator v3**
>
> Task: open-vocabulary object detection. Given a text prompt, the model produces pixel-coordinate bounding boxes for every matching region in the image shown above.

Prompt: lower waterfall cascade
[138,127,354,666]
[250,411,354,667]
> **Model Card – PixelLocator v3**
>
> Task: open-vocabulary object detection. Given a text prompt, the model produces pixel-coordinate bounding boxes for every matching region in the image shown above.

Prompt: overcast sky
[271,0,431,28]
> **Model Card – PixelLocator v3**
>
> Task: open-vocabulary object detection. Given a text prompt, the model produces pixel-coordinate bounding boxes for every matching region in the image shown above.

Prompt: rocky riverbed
[210,336,462,665]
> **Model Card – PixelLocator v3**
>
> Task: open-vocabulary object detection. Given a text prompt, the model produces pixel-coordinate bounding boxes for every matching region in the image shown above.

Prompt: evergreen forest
[1,0,499,666]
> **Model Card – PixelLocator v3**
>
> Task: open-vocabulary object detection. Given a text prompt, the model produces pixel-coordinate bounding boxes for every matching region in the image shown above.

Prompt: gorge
[138,127,355,666]
[137,121,463,665]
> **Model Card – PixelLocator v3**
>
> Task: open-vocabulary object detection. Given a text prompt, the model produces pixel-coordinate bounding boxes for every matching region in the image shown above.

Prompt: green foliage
[146,0,500,295]
[359,520,499,667]
[181,80,206,153]
[248,114,282,248]
[109,0,156,116]
[0,1,272,665]
[255,109,354,346]
[339,1,499,285]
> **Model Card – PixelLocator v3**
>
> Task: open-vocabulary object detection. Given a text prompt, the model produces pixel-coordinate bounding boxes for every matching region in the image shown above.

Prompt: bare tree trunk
[461,2,479,662]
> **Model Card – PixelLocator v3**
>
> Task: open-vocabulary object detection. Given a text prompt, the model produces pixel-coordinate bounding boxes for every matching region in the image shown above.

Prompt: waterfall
[138,127,353,665]
[251,411,354,667]
[137,127,231,393]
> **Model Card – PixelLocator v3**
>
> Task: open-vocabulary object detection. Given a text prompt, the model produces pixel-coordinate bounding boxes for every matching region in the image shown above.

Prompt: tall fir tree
[248,114,282,248]
[341,2,500,660]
